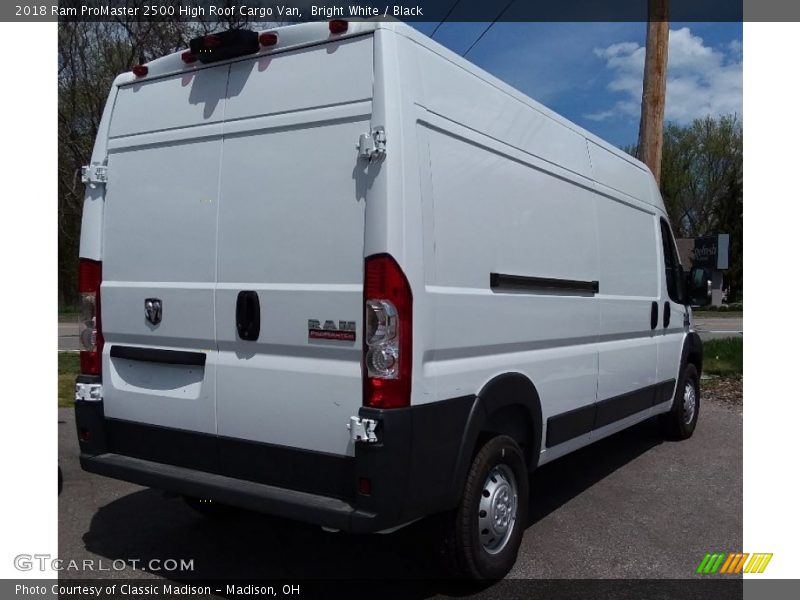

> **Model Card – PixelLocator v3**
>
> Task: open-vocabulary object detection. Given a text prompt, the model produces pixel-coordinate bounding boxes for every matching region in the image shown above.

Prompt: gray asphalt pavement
[58,397,741,589]
[59,321,80,352]
[693,315,743,341]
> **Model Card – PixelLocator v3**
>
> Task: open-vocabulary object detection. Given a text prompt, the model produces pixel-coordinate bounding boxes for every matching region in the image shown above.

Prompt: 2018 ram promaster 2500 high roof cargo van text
[74,21,705,579]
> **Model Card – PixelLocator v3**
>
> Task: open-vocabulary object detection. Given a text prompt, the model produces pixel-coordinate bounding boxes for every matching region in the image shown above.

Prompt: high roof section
[116,19,663,211]
[383,21,664,211]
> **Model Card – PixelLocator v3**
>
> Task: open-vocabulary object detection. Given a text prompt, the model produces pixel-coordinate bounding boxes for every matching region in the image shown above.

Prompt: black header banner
[4,0,759,23]
[1,578,753,600]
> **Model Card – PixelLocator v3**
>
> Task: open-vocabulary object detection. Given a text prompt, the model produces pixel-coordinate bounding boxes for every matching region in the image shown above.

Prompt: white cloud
[587,27,742,124]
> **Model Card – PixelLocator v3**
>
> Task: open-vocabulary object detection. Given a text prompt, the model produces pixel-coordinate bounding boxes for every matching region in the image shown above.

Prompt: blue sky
[410,22,743,147]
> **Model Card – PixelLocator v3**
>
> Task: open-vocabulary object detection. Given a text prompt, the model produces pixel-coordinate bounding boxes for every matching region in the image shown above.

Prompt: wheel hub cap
[683,382,697,424]
[478,465,518,554]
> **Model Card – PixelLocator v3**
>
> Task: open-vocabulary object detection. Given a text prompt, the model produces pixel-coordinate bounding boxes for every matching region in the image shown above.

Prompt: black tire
[442,435,529,580]
[182,496,238,518]
[659,363,700,440]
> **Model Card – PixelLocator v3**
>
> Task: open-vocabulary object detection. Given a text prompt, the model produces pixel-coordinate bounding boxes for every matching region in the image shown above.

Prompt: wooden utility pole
[637,0,669,185]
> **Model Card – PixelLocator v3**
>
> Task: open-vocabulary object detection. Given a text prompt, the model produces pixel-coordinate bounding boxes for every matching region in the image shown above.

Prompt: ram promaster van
[74,20,705,579]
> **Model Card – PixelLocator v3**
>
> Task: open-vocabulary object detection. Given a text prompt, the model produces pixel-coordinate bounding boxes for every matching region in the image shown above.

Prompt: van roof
[382,22,658,195]
[116,19,661,209]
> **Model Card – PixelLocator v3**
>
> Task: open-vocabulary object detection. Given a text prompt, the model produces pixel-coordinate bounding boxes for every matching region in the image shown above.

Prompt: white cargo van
[75,20,705,579]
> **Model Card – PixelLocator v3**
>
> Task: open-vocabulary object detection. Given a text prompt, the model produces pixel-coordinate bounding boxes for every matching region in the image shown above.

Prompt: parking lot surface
[58,393,741,592]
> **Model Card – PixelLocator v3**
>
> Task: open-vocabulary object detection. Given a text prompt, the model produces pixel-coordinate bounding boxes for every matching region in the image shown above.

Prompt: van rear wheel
[659,364,700,440]
[442,435,528,579]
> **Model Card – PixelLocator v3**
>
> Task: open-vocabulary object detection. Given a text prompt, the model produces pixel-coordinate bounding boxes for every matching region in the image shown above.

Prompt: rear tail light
[363,254,412,408]
[78,259,103,376]
[329,20,348,35]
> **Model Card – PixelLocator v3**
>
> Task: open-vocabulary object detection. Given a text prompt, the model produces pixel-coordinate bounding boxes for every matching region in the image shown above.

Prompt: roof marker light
[181,51,197,64]
[329,20,348,34]
[259,32,278,47]
[132,64,148,77]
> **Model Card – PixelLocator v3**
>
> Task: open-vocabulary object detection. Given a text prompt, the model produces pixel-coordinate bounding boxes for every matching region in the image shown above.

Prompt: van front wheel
[443,435,528,579]
[660,364,700,440]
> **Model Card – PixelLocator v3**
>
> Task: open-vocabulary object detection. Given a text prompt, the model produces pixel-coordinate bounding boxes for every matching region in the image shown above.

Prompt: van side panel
[420,122,599,431]
[404,36,672,462]
[594,191,659,409]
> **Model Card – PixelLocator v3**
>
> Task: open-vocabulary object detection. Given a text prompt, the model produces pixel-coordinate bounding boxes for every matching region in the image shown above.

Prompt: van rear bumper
[79,452,382,533]
[75,394,478,533]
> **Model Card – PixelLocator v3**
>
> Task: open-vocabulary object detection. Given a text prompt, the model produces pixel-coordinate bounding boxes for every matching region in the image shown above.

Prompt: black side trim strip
[545,379,677,448]
[653,379,677,406]
[546,403,595,447]
[110,345,206,366]
[594,385,657,429]
[490,273,599,294]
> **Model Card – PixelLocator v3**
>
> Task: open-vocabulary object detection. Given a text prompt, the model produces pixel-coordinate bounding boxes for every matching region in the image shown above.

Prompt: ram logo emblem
[144,298,163,326]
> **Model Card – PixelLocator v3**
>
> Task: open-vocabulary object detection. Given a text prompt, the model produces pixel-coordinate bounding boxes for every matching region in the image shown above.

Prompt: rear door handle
[236,291,261,341]
[650,301,658,330]
[663,301,671,329]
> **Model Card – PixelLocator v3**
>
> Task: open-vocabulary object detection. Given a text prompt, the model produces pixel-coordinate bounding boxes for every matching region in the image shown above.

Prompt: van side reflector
[132,64,148,77]
[259,32,278,47]
[329,20,348,34]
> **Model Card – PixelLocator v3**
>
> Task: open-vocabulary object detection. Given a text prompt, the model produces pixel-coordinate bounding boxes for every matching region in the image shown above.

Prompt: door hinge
[347,416,378,443]
[357,127,386,162]
[81,164,108,184]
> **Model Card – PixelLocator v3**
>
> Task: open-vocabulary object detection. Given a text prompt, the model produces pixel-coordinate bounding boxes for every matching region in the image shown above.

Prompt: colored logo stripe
[745,553,773,573]
[697,553,773,574]
[697,553,726,574]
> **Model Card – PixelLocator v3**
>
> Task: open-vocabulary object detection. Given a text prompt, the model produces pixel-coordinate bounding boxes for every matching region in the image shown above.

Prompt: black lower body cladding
[75,395,476,533]
[355,395,477,526]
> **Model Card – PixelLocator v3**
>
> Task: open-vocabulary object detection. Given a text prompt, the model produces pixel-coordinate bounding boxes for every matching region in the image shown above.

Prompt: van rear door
[100,65,228,436]
[214,36,373,462]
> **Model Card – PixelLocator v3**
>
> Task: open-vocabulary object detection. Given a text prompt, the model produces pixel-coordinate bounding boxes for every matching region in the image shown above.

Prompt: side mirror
[684,267,712,307]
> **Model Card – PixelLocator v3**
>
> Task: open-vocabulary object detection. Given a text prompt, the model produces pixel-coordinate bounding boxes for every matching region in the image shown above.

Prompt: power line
[431,0,463,39]
[462,0,516,57]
